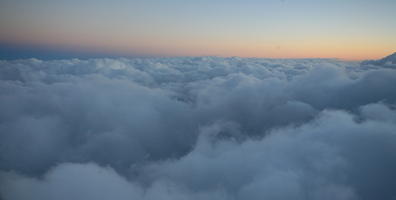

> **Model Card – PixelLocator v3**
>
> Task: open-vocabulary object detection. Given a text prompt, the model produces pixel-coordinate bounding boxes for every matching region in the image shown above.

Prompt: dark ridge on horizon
[1,43,394,61]
[362,52,396,66]
[0,43,151,60]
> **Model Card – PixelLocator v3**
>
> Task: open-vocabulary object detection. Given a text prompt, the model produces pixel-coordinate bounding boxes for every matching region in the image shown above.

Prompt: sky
[0,0,395,60]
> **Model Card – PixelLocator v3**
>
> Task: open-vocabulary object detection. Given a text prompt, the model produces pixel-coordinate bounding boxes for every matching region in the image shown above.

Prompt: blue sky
[0,0,395,59]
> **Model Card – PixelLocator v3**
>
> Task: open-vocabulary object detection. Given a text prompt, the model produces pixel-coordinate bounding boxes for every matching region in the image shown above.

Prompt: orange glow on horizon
[1,32,394,61]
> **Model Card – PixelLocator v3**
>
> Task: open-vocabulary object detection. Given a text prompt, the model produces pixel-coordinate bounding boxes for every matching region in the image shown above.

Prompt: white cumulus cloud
[0,55,396,200]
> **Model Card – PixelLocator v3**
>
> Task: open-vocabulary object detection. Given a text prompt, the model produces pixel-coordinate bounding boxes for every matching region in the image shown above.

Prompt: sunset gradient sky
[1,0,395,60]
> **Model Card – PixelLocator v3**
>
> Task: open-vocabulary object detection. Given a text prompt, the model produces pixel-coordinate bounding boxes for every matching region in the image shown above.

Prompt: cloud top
[1,55,396,200]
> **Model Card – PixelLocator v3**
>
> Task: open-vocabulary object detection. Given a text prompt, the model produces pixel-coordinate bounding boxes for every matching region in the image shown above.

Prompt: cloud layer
[1,56,396,200]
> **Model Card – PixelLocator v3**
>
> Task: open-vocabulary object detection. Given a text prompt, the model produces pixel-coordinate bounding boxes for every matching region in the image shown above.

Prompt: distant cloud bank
[1,55,396,200]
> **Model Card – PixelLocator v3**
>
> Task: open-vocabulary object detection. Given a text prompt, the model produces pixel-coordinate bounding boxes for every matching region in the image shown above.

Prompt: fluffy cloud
[1,55,396,199]
[0,163,142,200]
